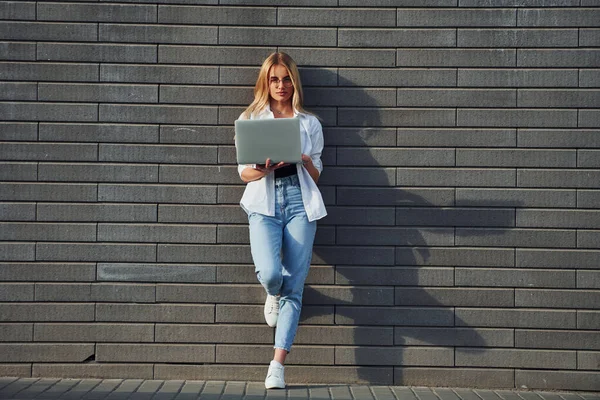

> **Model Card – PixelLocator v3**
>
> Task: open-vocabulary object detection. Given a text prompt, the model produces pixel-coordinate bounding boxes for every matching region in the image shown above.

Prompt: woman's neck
[270,100,293,117]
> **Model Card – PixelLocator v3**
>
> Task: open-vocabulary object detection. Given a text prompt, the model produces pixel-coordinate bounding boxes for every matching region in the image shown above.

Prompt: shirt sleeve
[309,116,324,174]
[236,111,254,178]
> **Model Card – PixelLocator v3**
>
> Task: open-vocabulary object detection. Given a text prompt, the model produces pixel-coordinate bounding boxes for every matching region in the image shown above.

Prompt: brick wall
[1,0,599,392]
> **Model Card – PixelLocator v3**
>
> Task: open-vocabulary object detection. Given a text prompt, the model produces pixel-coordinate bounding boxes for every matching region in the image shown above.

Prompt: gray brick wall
[0,1,598,392]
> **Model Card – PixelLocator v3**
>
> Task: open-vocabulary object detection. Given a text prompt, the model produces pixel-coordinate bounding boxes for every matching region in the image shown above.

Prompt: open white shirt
[236,106,327,222]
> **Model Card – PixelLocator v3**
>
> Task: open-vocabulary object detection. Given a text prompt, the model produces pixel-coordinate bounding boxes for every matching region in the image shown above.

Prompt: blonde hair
[242,52,314,119]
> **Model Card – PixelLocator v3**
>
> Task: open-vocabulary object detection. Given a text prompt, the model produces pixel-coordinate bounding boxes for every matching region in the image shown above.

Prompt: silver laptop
[235,118,302,165]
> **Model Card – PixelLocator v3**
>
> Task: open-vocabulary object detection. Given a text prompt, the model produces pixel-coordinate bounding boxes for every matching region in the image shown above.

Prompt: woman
[236,52,327,389]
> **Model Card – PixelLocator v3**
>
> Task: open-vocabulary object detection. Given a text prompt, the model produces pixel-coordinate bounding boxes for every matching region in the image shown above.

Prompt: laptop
[235,118,302,165]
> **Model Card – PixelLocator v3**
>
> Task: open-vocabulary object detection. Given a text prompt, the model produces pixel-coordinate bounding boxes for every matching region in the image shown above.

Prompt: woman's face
[268,64,294,103]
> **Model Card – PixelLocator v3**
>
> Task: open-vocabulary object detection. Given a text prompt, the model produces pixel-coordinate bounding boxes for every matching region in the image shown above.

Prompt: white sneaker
[264,294,280,327]
[265,360,285,389]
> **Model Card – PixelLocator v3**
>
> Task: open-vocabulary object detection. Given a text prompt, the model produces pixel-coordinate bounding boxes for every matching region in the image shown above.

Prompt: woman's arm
[301,154,319,184]
[240,159,287,183]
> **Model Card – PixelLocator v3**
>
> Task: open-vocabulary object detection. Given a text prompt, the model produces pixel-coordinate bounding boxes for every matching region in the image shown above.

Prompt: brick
[518,50,600,67]
[97,344,214,363]
[36,243,156,262]
[397,247,514,267]
[39,3,156,22]
[518,9,600,27]
[457,268,575,288]
[91,283,155,303]
[516,329,600,350]
[457,109,577,128]
[337,148,454,167]
[322,206,395,226]
[0,42,35,60]
[37,203,156,222]
[100,104,217,124]
[160,125,233,144]
[340,108,455,127]
[581,70,600,88]
[40,123,158,143]
[98,263,215,283]
[579,311,600,329]
[217,186,249,204]
[336,346,452,366]
[0,162,36,181]
[38,163,158,183]
[101,64,218,84]
[456,348,576,369]
[580,231,600,249]
[519,89,600,108]
[337,227,452,246]
[516,289,600,309]
[156,324,272,344]
[1,142,97,161]
[461,0,578,5]
[313,246,395,266]
[159,205,246,223]
[158,45,274,65]
[578,352,600,370]
[0,2,35,20]
[518,249,600,269]
[0,122,37,141]
[336,307,454,326]
[580,110,600,127]
[0,102,97,122]
[399,89,515,108]
[0,223,96,242]
[280,8,395,26]
[319,167,395,186]
[280,48,396,67]
[0,344,94,362]
[39,83,157,103]
[96,303,214,323]
[219,27,336,46]
[0,22,97,42]
[0,324,32,342]
[397,49,515,67]
[515,370,600,392]
[296,326,392,346]
[100,143,217,164]
[0,82,36,101]
[518,129,600,148]
[457,188,575,208]
[397,368,514,389]
[456,228,575,248]
[324,128,395,147]
[156,284,262,304]
[0,62,98,82]
[336,266,454,286]
[216,225,248,244]
[98,184,216,204]
[154,364,261,382]
[396,208,514,227]
[38,43,156,63]
[579,191,600,208]
[217,304,334,325]
[339,29,455,47]
[398,9,514,27]
[397,288,513,307]
[455,308,575,329]
[33,283,90,302]
[395,327,513,347]
[159,6,275,25]
[161,86,252,106]
[578,271,600,289]
[0,283,33,301]
[337,187,454,207]
[305,88,396,107]
[518,170,600,188]
[34,323,153,342]
[459,29,577,48]
[218,66,259,85]
[100,24,216,45]
[338,68,456,87]
[458,69,578,88]
[0,203,35,221]
[0,263,95,282]
[158,244,250,263]
[304,286,394,306]
[342,0,454,3]
[32,364,153,379]
[396,168,515,187]
[217,344,332,365]
[458,149,575,168]
[0,243,34,261]
[579,150,600,168]
[517,209,600,228]
[216,264,334,285]
[0,303,94,322]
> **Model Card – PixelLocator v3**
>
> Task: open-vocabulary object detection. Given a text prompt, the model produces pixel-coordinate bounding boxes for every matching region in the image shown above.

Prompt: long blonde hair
[242,52,313,119]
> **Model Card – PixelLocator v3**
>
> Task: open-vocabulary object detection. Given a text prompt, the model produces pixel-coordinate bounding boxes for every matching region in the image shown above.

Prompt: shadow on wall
[294,68,519,386]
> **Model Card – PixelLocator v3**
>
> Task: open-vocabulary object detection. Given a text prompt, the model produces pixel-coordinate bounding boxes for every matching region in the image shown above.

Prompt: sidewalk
[1,378,598,400]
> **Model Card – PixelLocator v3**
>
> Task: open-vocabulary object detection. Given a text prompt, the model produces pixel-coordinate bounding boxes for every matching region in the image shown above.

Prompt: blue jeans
[248,174,317,352]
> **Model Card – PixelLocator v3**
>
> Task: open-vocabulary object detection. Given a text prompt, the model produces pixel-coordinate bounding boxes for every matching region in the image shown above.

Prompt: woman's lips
[276,92,287,96]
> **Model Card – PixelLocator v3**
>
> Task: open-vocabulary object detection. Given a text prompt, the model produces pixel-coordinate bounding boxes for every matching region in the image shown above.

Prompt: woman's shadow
[289,68,519,386]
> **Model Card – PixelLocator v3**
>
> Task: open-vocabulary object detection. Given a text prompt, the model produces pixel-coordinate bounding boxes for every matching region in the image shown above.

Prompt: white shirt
[236,106,327,222]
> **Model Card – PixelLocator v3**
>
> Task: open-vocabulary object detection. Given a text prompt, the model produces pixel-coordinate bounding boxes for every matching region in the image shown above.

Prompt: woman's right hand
[254,158,288,175]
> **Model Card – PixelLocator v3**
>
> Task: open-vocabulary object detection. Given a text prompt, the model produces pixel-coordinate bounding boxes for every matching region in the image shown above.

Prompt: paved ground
[0,378,598,400]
